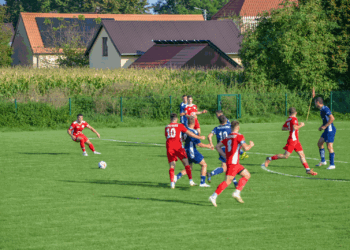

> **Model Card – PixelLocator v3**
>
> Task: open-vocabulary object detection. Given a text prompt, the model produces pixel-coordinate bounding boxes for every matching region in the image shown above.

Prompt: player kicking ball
[67,114,101,156]
[264,107,317,176]
[165,113,206,189]
[174,116,214,187]
[209,121,254,207]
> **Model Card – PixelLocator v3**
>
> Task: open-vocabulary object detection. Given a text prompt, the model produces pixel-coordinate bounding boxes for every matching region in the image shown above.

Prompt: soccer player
[174,116,214,187]
[315,97,337,169]
[184,95,207,134]
[209,121,254,207]
[179,95,188,126]
[264,107,317,176]
[67,114,101,156]
[165,113,206,189]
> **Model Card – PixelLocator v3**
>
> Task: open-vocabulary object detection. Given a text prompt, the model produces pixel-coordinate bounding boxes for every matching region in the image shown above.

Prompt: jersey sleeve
[282,120,288,128]
[237,134,246,145]
[211,127,217,135]
[325,107,332,116]
[184,107,189,115]
[83,121,89,127]
[290,117,297,125]
[221,138,227,147]
[180,124,188,134]
[69,123,75,130]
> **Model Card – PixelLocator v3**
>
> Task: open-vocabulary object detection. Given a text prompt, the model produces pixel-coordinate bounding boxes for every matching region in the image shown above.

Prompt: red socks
[185,165,192,179]
[80,140,86,152]
[271,155,278,160]
[89,144,95,152]
[302,162,309,169]
[215,181,228,195]
[169,169,175,182]
[236,177,248,191]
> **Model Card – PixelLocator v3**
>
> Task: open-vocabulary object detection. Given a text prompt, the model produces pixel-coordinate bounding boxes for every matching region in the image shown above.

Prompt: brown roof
[86,20,241,56]
[17,12,204,54]
[212,0,298,19]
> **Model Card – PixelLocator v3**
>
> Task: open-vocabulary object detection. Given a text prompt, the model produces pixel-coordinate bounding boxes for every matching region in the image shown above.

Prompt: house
[211,0,298,31]
[11,12,204,68]
[85,19,242,69]
[130,40,240,70]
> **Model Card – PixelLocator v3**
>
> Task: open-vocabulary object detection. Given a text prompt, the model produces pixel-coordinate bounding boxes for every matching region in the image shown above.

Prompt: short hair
[231,120,240,130]
[289,107,297,115]
[315,97,323,104]
[218,115,227,125]
[182,95,187,98]
[187,95,193,99]
[216,110,223,115]
[170,113,178,122]
[77,114,83,117]
[187,116,195,125]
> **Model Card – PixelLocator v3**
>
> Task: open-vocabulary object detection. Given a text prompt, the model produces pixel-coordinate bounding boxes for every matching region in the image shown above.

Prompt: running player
[165,113,206,189]
[179,95,188,127]
[207,115,238,186]
[184,95,207,134]
[174,116,213,187]
[67,114,101,156]
[209,121,254,207]
[315,97,336,169]
[264,107,317,175]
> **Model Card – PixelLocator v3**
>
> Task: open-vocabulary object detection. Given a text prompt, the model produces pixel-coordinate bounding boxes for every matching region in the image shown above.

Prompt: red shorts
[194,118,200,130]
[167,147,188,163]
[283,140,303,153]
[226,163,245,177]
[74,134,88,142]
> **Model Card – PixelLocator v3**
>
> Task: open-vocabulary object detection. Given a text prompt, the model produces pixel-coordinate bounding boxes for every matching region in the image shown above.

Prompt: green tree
[240,0,339,93]
[0,5,13,67]
[153,0,229,20]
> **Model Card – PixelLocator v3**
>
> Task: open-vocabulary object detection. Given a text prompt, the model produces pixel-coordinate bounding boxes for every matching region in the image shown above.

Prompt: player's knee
[243,170,251,180]
[284,154,290,159]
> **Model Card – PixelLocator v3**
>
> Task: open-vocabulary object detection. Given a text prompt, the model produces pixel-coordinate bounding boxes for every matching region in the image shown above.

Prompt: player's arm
[320,114,335,130]
[185,130,205,140]
[293,122,305,130]
[87,125,100,138]
[282,126,289,131]
[208,132,214,148]
[67,127,76,140]
[242,141,254,151]
[180,112,186,117]
[195,110,207,115]
[198,142,214,150]
[215,142,226,159]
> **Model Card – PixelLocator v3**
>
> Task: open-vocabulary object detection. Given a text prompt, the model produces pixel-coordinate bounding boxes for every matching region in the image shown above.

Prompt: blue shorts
[186,149,204,164]
[219,147,226,163]
[321,129,336,143]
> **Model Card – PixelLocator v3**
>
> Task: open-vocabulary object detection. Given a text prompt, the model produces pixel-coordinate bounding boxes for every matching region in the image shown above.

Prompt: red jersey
[69,121,89,136]
[165,123,188,149]
[222,132,246,165]
[184,104,198,116]
[283,116,299,142]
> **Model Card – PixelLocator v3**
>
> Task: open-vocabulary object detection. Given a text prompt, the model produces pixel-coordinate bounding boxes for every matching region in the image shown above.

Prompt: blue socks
[240,149,244,155]
[233,178,238,187]
[330,152,335,165]
[211,167,224,176]
[319,148,326,162]
[176,172,183,180]
[200,176,206,185]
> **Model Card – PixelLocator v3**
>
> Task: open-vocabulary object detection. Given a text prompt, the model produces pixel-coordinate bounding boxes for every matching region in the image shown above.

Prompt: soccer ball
[98,161,107,169]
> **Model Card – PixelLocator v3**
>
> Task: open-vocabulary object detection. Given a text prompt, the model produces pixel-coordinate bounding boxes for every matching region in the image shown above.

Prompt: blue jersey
[184,128,204,164]
[180,102,187,124]
[226,119,230,126]
[211,125,231,144]
[320,106,336,133]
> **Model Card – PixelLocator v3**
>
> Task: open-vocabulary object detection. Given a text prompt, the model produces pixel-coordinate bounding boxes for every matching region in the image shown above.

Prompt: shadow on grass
[103,195,209,206]
[60,179,190,191]
[19,152,69,155]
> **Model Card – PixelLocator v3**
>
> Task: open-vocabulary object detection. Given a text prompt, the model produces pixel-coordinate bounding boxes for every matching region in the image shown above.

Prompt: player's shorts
[321,129,336,143]
[219,147,226,163]
[283,140,303,153]
[194,118,200,130]
[226,163,245,177]
[74,134,88,142]
[186,148,204,164]
[167,147,188,163]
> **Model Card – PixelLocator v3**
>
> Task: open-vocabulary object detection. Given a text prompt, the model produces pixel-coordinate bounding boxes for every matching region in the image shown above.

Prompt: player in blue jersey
[315,97,336,169]
[179,95,188,126]
[174,116,213,187]
[206,115,238,185]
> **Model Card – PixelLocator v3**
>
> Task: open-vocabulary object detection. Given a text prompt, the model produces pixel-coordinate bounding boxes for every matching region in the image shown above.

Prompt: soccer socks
[185,165,192,180]
[215,181,228,195]
[200,176,206,185]
[319,148,326,162]
[80,140,86,152]
[211,167,224,176]
[233,178,238,187]
[269,155,278,161]
[176,172,183,181]
[302,162,310,170]
[330,152,335,165]
[169,169,175,182]
[236,177,248,191]
[240,149,244,155]
[89,144,95,152]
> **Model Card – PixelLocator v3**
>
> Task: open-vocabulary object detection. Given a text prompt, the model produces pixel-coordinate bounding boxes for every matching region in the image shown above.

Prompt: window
[102,37,108,57]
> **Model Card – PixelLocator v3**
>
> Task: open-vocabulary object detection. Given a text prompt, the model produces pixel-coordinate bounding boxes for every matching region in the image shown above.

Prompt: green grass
[1,121,350,249]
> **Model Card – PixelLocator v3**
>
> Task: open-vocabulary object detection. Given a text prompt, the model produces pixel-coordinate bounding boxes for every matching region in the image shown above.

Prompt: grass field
[1,121,350,250]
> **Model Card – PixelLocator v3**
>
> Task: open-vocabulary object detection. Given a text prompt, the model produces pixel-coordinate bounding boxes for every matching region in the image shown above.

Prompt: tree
[153,0,229,20]
[0,5,13,67]
[240,0,339,93]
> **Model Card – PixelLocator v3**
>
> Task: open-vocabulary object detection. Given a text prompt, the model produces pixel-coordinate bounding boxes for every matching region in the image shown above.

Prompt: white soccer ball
[98,161,107,169]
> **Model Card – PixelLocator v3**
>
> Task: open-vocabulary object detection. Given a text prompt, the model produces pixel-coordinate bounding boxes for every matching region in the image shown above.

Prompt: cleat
[170,182,175,189]
[240,152,249,160]
[264,157,271,167]
[327,165,336,170]
[315,161,327,167]
[209,196,217,207]
[93,151,101,155]
[174,175,178,183]
[232,192,244,203]
[199,183,211,187]
[306,169,318,176]
[207,172,212,183]
[83,152,88,156]
[189,180,197,186]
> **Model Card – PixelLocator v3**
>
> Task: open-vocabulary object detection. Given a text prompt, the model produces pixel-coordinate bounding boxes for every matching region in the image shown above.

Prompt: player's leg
[209,174,235,207]
[199,159,210,187]
[85,139,101,154]
[296,150,317,175]
[207,149,227,182]
[233,168,250,203]
[181,157,196,186]
[169,161,177,189]
[264,150,291,167]
[175,164,191,182]
[316,136,327,166]
[326,142,335,169]
[75,136,88,156]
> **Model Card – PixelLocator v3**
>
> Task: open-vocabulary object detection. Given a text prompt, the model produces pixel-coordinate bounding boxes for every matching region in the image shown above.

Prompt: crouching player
[174,116,214,187]
[67,114,101,156]
[165,113,206,189]
[209,121,254,206]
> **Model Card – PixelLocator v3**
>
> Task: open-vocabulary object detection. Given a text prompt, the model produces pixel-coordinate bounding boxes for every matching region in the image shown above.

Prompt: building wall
[11,17,33,66]
[33,55,61,68]
[121,55,139,68]
[228,54,242,65]
[89,28,122,69]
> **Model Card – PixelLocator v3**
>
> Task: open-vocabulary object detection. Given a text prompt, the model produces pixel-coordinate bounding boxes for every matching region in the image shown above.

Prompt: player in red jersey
[166,113,206,189]
[209,121,254,206]
[184,95,207,134]
[67,114,101,156]
[264,107,317,175]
